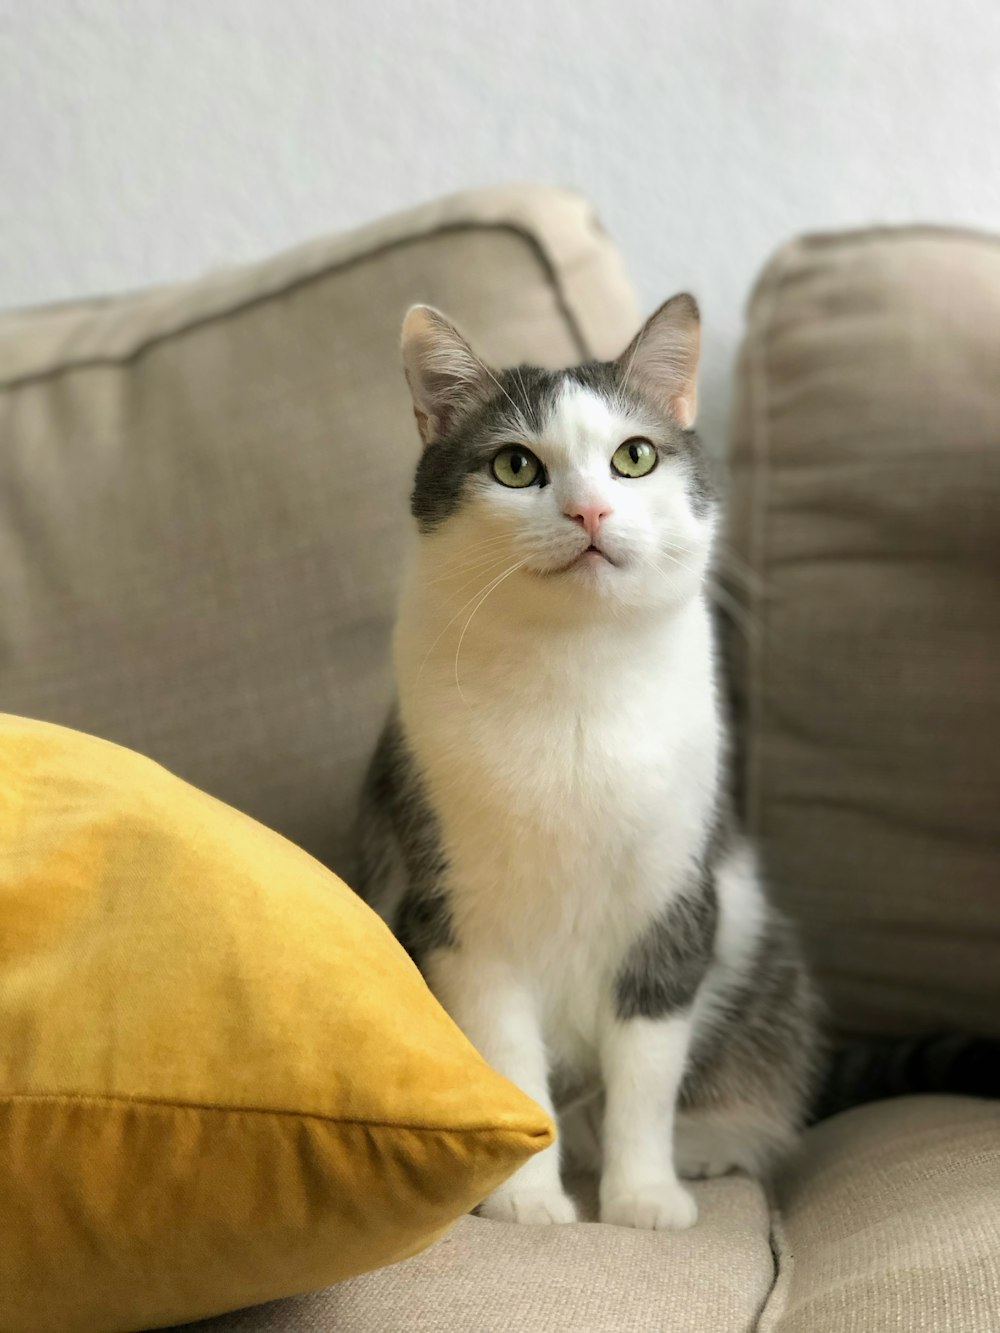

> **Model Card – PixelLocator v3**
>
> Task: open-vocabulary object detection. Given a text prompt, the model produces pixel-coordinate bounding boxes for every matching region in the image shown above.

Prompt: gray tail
[811,1033,1000,1124]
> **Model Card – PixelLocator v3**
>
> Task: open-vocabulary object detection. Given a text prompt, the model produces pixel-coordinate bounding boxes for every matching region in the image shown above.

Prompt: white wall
[5,0,1000,445]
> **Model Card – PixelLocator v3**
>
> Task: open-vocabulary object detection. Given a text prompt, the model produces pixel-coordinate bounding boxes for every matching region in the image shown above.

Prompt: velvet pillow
[0,714,552,1333]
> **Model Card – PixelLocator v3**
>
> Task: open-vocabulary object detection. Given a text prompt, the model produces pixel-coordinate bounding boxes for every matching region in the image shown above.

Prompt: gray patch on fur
[411,365,555,531]
[353,708,455,967]
[410,359,718,532]
[680,900,822,1138]
[611,790,735,1022]
[614,874,719,1020]
[395,881,454,966]
[676,429,719,518]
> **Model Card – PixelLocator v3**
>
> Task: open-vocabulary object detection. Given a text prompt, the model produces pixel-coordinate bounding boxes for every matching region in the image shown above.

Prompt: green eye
[611,438,657,479]
[492,446,541,489]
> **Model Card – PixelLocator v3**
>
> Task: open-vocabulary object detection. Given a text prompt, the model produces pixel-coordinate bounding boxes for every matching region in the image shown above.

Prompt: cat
[352,294,822,1229]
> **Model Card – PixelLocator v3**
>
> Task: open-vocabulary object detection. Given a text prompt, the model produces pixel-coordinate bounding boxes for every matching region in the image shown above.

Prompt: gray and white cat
[354,296,821,1229]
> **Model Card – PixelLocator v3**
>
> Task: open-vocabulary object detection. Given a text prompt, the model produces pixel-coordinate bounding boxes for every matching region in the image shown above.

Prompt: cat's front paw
[478,1186,579,1225]
[600,1180,698,1230]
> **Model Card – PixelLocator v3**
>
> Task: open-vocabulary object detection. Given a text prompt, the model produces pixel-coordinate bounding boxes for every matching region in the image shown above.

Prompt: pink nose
[564,500,612,540]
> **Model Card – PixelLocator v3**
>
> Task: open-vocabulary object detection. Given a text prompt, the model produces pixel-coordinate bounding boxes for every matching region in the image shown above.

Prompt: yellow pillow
[0,714,552,1333]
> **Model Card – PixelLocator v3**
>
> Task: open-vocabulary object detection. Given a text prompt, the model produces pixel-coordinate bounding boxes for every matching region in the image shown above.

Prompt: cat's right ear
[400,306,495,446]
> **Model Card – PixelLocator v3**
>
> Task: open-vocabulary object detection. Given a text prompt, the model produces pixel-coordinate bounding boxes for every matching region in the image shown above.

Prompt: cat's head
[400,295,717,618]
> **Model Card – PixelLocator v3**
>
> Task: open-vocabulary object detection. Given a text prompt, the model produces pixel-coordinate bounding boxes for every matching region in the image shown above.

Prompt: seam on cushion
[0,220,593,391]
[744,228,1000,307]
[742,241,802,839]
[0,1092,552,1139]
[790,221,1000,256]
[754,1185,793,1333]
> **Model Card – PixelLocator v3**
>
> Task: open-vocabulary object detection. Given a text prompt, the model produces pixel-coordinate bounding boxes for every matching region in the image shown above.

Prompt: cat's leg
[598,1013,699,1230]
[555,1074,795,1185]
[427,948,578,1225]
[598,877,718,1230]
[673,849,821,1184]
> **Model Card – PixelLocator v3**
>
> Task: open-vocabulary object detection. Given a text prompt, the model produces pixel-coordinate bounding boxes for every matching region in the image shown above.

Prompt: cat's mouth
[546,545,616,575]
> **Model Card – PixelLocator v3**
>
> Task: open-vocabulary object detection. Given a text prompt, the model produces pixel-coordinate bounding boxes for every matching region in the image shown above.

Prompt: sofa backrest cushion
[0,185,638,875]
[726,227,1000,1037]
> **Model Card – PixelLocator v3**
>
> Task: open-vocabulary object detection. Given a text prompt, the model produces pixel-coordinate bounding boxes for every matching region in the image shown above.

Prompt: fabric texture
[725,227,1000,1037]
[761,1095,1000,1333]
[175,1099,1000,1333]
[0,712,552,1333]
[176,1176,775,1333]
[0,183,638,880]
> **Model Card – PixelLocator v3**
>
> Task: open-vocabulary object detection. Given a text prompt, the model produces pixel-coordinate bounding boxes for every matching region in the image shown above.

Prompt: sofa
[1,184,998,1332]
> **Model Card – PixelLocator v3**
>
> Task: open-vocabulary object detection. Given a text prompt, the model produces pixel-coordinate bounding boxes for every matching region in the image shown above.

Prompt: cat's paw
[600,1180,698,1231]
[478,1187,579,1225]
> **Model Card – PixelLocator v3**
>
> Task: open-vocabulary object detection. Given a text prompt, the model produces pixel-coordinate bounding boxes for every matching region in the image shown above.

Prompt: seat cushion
[0,184,637,877]
[174,1098,1000,1333]
[173,1175,775,1333]
[762,1095,1000,1333]
[0,712,551,1333]
[725,227,1000,1036]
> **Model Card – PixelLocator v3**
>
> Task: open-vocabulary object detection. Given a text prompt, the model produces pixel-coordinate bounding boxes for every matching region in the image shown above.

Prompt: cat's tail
[811,1033,1000,1123]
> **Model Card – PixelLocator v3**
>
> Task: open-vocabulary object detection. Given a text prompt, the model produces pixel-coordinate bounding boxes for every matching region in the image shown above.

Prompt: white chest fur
[395,576,721,1071]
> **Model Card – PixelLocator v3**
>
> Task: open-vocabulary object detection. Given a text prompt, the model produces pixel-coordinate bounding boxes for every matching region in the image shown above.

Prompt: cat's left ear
[400,305,495,446]
[615,293,701,428]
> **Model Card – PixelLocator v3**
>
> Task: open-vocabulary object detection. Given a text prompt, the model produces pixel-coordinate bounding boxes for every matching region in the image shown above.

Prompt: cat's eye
[611,438,657,479]
[492,446,541,489]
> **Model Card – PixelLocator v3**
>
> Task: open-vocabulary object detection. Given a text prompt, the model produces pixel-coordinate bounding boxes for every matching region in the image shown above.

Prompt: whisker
[513,364,530,413]
[414,561,523,687]
[435,532,513,557]
[617,323,645,401]
[426,552,512,597]
[420,532,518,579]
[647,548,706,580]
[711,542,767,595]
[647,549,763,641]
[707,579,762,642]
[454,560,526,703]
[471,351,525,425]
[422,541,514,587]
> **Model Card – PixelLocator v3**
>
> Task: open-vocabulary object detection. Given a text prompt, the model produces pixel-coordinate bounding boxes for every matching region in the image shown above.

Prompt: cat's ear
[401,305,495,446]
[615,293,701,428]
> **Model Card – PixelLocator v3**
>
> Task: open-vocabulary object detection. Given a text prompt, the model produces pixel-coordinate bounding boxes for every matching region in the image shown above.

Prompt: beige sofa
[2,186,998,1332]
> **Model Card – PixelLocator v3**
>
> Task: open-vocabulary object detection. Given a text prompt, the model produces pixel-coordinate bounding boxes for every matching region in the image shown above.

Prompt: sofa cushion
[762,1095,1000,1333]
[0,185,637,876]
[0,712,551,1333]
[176,1098,1000,1333]
[173,1175,775,1333]
[726,227,1000,1036]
